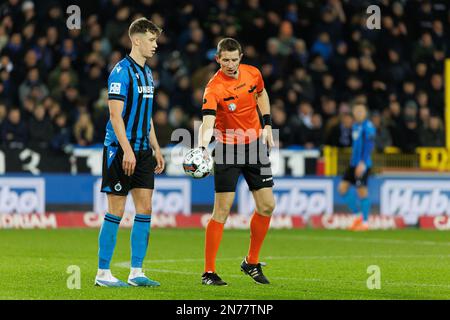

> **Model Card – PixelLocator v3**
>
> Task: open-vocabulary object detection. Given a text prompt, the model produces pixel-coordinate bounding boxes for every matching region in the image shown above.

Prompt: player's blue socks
[131,214,152,268]
[360,198,370,222]
[98,213,122,269]
[342,191,359,214]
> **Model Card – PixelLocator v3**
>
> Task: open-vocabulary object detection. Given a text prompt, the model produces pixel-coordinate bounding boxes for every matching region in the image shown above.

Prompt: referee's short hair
[217,38,242,57]
[129,17,162,38]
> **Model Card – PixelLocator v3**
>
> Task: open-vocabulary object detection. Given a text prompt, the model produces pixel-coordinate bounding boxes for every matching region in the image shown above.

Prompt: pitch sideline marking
[267,234,450,247]
[155,229,450,247]
[112,263,450,290]
[114,254,450,267]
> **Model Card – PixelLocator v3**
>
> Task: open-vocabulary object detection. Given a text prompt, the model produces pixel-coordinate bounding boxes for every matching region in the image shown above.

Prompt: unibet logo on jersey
[138,85,154,98]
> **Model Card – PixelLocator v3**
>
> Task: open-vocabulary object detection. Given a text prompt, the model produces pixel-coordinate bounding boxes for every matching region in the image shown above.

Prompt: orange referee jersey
[202,64,265,144]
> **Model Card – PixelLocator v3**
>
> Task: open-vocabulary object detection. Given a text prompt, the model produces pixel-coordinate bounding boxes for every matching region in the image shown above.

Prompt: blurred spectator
[81,64,104,104]
[73,112,94,146]
[21,96,35,121]
[289,101,313,145]
[414,62,429,91]
[428,74,444,115]
[416,90,429,109]
[275,21,297,56]
[28,104,53,149]
[18,67,48,106]
[311,32,333,62]
[153,109,174,147]
[168,106,188,129]
[402,117,420,153]
[1,108,27,148]
[384,48,411,91]
[105,5,130,47]
[48,56,78,93]
[271,103,293,147]
[371,111,392,152]
[420,115,445,147]
[291,39,308,67]
[325,112,353,147]
[0,102,7,138]
[304,113,324,148]
[172,75,194,114]
[399,79,416,106]
[51,113,71,151]
[412,32,435,64]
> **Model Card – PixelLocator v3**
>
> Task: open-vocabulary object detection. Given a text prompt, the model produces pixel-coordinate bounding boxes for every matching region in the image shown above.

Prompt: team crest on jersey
[352,130,360,140]
[228,103,237,112]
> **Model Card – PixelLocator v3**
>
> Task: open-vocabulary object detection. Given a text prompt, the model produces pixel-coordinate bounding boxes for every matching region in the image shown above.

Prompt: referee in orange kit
[198,38,275,285]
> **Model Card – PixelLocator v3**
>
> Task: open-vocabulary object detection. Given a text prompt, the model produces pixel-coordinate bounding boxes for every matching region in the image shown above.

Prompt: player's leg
[127,149,159,286]
[355,186,370,230]
[338,168,359,214]
[354,169,371,231]
[126,188,160,286]
[96,194,129,287]
[96,146,130,287]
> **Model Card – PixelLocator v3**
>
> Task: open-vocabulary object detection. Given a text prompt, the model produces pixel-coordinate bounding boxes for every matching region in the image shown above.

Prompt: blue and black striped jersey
[350,120,376,168]
[105,55,155,151]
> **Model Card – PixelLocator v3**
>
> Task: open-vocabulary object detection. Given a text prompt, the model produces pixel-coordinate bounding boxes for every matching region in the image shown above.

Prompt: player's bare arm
[150,118,165,174]
[256,88,274,149]
[108,99,136,176]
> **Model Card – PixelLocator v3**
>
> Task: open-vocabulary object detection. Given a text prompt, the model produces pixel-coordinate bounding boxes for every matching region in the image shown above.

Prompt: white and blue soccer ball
[182,147,213,179]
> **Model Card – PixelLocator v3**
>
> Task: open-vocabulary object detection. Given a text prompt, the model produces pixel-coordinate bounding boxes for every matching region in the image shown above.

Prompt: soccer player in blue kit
[95,18,165,287]
[338,103,375,231]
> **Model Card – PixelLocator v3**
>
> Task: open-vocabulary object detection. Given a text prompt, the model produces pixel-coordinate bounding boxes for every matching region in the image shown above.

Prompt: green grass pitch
[1,228,450,299]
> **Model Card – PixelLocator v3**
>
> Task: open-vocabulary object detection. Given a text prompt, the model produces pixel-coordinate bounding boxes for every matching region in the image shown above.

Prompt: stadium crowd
[0,0,448,153]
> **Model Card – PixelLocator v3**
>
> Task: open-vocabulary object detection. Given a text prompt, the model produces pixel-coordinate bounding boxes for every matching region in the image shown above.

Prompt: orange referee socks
[204,218,225,273]
[247,211,271,265]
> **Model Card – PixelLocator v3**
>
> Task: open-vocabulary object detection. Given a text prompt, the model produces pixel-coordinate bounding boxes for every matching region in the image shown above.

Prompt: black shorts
[212,139,274,193]
[101,145,155,196]
[342,166,371,187]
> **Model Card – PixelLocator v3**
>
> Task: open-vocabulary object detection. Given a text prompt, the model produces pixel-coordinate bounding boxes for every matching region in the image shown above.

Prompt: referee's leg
[248,187,275,264]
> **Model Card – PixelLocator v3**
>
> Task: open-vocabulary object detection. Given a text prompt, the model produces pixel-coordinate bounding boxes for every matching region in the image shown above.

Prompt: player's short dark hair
[351,99,367,111]
[217,38,242,57]
[128,17,162,38]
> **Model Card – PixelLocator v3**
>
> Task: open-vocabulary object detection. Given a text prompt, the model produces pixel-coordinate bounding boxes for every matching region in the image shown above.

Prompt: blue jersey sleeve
[361,122,376,164]
[108,64,129,101]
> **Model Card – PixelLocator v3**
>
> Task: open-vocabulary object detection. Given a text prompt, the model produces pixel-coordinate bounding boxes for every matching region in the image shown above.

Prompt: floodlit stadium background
[1,0,450,230]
